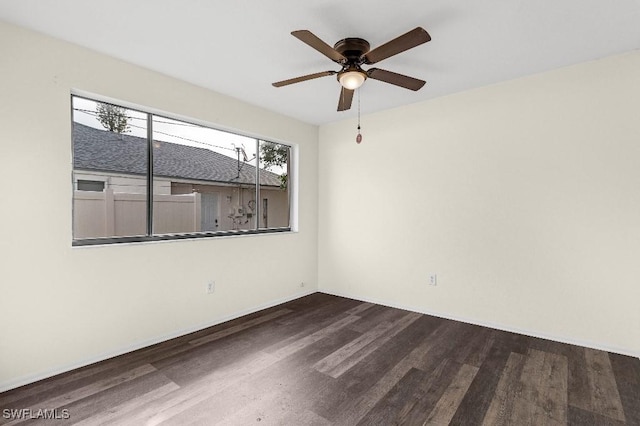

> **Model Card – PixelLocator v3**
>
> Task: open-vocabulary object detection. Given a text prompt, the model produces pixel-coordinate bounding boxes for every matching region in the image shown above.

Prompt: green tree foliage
[96,102,130,134]
[260,142,289,189]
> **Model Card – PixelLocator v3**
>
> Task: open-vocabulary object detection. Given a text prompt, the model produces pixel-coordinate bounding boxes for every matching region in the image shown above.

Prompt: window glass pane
[258,140,290,229]
[72,97,148,239]
[77,180,105,192]
[151,116,258,235]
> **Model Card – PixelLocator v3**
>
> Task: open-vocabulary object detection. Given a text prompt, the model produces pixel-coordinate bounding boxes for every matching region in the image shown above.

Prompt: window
[77,180,105,192]
[71,95,291,245]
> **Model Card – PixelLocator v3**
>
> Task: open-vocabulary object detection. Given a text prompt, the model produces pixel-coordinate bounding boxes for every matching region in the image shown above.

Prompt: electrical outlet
[206,281,215,294]
[429,274,437,286]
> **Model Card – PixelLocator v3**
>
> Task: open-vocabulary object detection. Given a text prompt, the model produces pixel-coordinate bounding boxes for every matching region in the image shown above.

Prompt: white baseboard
[318,289,640,359]
[0,289,315,393]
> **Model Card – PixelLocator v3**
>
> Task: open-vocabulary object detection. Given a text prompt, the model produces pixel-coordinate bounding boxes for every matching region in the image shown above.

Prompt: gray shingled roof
[73,123,282,187]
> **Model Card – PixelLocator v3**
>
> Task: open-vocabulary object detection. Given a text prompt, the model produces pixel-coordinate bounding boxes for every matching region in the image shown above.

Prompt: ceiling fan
[272,27,431,112]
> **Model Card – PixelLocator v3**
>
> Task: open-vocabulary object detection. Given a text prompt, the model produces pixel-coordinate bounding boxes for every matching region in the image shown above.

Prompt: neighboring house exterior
[72,123,288,239]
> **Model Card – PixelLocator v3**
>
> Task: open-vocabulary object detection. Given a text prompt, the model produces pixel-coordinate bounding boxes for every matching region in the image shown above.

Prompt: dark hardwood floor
[1,293,639,425]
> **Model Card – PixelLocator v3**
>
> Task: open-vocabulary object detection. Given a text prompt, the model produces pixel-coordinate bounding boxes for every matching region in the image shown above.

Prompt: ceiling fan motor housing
[334,38,370,86]
[333,38,370,63]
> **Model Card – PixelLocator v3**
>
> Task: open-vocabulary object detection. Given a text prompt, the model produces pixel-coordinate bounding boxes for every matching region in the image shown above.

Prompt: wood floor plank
[612,380,640,426]
[424,363,479,425]
[281,292,348,312]
[313,320,396,375]
[41,373,178,426]
[567,405,626,426]
[539,349,570,422]
[326,312,421,379]
[510,349,568,425]
[316,312,422,378]
[528,335,574,358]
[264,303,368,354]
[2,364,157,426]
[481,352,527,426]
[567,346,592,412]
[448,330,519,426]
[344,301,377,316]
[347,304,404,333]
[609,352,640,385]
[73,381,180,426]
[274,296,362,327]
[211,388,333,426]
[188,308,293,346]
[454,326,496,368]
[358,358,464,425]
[583,348,626,421]
[327,315,446,425]
[355,367,429,426]
[397,359,467,425]
[269,314,361,360]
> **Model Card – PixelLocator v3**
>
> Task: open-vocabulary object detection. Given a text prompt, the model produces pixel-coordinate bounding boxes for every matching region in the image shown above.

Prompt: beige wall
[0,21,318,391]
[319,51,640,357]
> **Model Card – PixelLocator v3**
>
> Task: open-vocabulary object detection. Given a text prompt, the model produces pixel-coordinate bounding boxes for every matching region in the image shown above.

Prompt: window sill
[72,227,292,247]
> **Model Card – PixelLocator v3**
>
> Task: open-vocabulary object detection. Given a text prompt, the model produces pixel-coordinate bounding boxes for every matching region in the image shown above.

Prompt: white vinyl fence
[73,189,201,239]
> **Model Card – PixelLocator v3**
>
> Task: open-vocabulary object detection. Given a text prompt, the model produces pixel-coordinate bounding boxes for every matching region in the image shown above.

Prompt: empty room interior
[1,1,639,425]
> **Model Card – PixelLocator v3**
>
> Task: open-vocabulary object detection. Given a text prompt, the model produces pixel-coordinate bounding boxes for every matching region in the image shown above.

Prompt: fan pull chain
[356,89,362,144]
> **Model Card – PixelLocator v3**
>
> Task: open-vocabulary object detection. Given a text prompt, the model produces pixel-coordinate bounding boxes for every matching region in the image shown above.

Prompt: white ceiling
[1,0,639,125]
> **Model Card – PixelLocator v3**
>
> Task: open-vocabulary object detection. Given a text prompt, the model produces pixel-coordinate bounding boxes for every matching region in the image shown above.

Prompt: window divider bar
[146,113,154,236]
[255,138,260,230]
[287,145,291,227]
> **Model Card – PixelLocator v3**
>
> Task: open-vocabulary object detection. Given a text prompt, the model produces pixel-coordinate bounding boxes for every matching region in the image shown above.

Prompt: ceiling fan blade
[292,30,347,63]
[337,87,354,111]
[364,27,431,65]
[272,70,337,87]
[367,68,426,91]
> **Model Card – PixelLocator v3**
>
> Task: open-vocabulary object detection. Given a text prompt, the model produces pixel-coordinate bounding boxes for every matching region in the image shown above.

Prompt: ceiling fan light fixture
[339,70,366,90]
